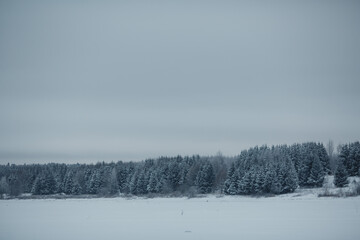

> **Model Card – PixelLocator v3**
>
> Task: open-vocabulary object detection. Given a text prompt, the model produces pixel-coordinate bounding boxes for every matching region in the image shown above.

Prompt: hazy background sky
[0,0,359,164]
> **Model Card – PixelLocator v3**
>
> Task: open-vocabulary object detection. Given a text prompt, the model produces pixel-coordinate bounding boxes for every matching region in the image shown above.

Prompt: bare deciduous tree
[327,140,337,173]
[326,140,334,159]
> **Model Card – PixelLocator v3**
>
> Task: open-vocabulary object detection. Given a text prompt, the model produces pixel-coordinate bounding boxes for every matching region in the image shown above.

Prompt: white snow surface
[1,194,360,240]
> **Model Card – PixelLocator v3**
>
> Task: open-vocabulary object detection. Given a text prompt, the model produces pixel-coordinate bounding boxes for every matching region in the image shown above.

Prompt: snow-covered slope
[1,194,360,240]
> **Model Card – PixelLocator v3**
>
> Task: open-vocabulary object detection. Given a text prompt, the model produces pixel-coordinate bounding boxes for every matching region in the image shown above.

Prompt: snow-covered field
[1,194,360,240]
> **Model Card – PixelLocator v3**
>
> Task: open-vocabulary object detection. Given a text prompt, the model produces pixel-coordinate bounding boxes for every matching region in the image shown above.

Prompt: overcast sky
[0,0,359,164]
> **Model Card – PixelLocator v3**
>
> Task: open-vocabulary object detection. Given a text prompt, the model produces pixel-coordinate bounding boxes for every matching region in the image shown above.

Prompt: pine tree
[147,172,158,193]
[270,181,282,194]
[64,171,74,194]
[339,144,351,174]
[263,166,274,193]
[129,171,138,195]
[270,172,281,194]
[227,181,238,195]
[238,171,253,194]
[195,162,214,194]
[317,143,331,174]
[297,157,310,187]
[334,160,349,187]
[87,170,102,194]
[155,174,169,193]
[71,181,82,195]
[136,171,147,195]
[348,142,360,176]
[0,176,9,195]
[43,170,56,194]
[254,169,265,194]
[280,159,298,193]
[31,176,41,195]
[31,170,56,195]
[307,155,324,187]
[168,161,181,191]
[117,167,129,193]
[289,144,302,173]
[224,163,235,194]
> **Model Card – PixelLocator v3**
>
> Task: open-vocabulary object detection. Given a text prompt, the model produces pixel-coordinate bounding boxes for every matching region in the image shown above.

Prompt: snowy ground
[1,193,360,240]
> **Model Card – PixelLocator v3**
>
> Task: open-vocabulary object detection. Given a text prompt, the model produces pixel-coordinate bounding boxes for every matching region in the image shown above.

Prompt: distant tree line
[0,142,359,197]
[224,143,330,195]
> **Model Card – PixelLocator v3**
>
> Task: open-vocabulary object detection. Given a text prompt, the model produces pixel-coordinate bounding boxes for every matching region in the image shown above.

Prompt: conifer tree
[64,171,74,194]
[339,144,351,174]
[224,163,235,194]
[238,171,253,194]
[254,169,265,194]
[195,162,214,194]
[0,176,9,195]
[348,142,360,176]
[334,160,349,187]
[136,171,147,195]
[87,170,102,194]
[317,143,331,174]
[129,171,138,195]
[147,172,158,193]
[307,155,324,187]
[71,181,82,195]
[280,159,298,193]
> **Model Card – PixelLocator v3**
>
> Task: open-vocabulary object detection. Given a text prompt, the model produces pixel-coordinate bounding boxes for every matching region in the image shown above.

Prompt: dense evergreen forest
[0,142,359,197]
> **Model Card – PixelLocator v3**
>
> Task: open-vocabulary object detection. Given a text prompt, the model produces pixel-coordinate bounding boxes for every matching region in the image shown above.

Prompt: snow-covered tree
[195,161,214,194]
[307,155,325,187]
[147,172,158,193]
[334,160,349,187]
[0,176,9,195]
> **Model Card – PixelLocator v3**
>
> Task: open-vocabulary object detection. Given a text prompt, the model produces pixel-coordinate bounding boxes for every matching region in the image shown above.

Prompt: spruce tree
[31,176,41,195]
[297,157,310,187]
[339,144,351,174]
[31,170,56,195]
[317,143,331,174]
[195,162,214,194]
[227,181,238,195]
[263,166,274,193]
[136,171,147,195]
[0,176,9,195]
[224,163,235,194]
[238,171,253,194]
[307,155,324,187]
[87,170,102,194]
[334,160,349,187]
[129,171,138,195]
[254,169,265,194]
[348,142,360,176]
[147,172,158,193]
[71,181,82,195]
[280,159,298,193]
[64,171,74,194]
[270,176,281,194]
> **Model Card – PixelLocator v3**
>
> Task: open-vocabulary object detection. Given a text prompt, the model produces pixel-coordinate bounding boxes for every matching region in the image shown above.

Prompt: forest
[0,142,359,197]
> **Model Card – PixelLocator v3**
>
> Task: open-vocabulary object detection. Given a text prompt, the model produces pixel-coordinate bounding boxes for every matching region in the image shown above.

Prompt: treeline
[224,143,329,195]
[0,142,359,197]
[0,155,230,197]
